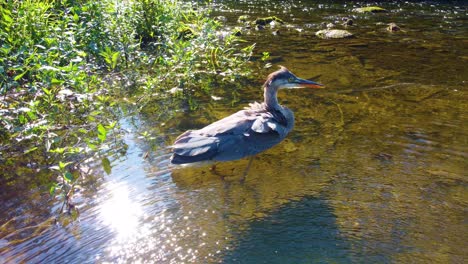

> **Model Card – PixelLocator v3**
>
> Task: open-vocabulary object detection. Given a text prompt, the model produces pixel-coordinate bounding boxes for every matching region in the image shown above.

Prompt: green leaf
[24,147,38,154]
[97,124,107,142]
[14,70,28,81]
[101,157,112,175]
[65,147,84,154]
[50,147,65,154]
[42,88,52,95]
[49,184,57,196]
[111,51,120,69]
[86,142,97,150]
[77,51,87,57]
[26,111,37,120]
[2,13,13,24]
[0,46,11,55]
[59,161,72,170]
[51,78,64,85]
[106,121,117,130]
[18,114,26,124]
[90,110,102,116]
[64,171,74,182]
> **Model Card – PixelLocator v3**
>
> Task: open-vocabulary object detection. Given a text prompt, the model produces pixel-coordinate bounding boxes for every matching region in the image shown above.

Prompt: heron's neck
[263,85,280,109]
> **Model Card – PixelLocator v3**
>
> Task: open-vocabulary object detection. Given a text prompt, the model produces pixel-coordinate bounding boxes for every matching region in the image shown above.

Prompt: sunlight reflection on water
[90,129,214,263]
[100,206,205,263]
[99,182,143,241]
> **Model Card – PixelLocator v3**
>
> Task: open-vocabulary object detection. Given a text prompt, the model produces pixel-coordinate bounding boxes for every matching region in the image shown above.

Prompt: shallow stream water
[1,1,467,263]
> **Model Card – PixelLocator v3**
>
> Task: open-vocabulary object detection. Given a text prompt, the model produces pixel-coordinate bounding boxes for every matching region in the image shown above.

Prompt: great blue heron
[170,66,323,175]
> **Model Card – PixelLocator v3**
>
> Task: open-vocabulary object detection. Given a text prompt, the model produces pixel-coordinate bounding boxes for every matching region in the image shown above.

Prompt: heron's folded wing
[197,110,259,136]
[172,135,218,156]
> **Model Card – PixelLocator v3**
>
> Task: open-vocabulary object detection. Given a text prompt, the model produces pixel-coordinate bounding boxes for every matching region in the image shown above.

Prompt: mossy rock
[315,29,354,39]
[282,139,298,153]
[238,15,250,23]
[254,16,284,26]
[354,6,388,13]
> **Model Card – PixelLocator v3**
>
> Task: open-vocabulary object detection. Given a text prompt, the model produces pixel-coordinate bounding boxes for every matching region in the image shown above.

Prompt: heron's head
[264,66,324,90]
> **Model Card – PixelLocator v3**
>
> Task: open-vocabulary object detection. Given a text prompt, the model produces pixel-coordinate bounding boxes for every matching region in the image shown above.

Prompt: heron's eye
[288,77,295,83]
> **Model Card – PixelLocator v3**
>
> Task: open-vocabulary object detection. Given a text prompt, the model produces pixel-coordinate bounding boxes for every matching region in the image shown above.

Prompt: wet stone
[282,139,298,153]
[354,6,388,13]
[254,16,284,26]
[315,29,354,39]
[342,18,353,27]
[387,23,400,32]
[237,15,250,23]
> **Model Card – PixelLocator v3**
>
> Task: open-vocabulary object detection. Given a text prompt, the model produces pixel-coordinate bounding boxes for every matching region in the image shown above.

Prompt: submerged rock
[387,23,400,32]
[354,6,388,13]
[342,17,354,27]
[237,15,250,24]
[255,24,265,31]
[254,16,284,26]
[215,16,227,22]
[319,22,328,29]
[316,29,353,39]
[282,139,298,153]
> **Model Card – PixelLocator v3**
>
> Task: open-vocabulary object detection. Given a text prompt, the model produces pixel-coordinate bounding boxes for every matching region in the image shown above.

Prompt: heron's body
[171,102,294,164]
[170,67,322,165]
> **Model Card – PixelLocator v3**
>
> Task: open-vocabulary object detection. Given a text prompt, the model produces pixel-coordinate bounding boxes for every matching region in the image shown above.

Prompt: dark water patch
[223,197,368,264]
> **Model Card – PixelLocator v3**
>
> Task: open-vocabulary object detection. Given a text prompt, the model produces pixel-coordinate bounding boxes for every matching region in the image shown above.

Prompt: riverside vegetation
[0,0,253,217]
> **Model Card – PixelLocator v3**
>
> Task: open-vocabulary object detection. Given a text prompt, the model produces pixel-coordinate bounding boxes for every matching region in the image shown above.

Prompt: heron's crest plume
[263,66,294,88]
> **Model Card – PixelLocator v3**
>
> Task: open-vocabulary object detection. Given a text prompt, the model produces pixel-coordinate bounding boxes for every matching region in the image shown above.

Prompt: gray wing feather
[173,135,218,156]
[198,111,257,136]
[251,113,275,133]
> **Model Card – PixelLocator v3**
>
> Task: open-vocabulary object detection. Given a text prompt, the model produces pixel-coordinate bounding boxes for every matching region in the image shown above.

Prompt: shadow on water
[222,197,365,264]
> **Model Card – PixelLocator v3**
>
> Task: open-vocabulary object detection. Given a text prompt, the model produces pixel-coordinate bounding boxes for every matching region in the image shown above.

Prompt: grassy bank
[0,0,252,215]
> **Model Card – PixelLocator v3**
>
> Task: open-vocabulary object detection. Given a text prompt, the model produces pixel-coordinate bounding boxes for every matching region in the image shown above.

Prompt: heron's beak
[295,77,324,89]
